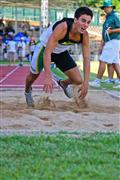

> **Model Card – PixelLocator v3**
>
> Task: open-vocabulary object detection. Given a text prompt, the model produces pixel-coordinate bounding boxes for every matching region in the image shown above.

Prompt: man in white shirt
[17,37,26,66]
[7,37,16,65]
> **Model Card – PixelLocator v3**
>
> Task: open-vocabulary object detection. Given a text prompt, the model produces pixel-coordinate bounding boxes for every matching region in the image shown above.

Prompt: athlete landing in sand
[25,7,93,107]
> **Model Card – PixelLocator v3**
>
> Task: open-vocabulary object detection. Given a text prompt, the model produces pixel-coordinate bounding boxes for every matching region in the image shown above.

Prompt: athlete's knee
[71,77,83,85]
[26,72,39,83]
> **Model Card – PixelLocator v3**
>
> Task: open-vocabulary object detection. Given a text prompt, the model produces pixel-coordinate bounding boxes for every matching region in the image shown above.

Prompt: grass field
[0,133,120,179]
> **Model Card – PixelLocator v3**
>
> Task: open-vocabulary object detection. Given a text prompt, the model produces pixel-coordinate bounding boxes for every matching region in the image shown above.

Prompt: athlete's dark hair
[74,7,93,19]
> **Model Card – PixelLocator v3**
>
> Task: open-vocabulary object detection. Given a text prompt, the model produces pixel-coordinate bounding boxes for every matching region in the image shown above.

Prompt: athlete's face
[74,14,92,33]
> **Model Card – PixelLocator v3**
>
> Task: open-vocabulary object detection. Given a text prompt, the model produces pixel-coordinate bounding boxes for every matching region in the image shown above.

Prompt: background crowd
[0,19,37,66]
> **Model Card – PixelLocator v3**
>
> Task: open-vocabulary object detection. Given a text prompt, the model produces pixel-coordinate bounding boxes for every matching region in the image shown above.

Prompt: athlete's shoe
[52,73,73,98]
[89,79,101,88]
[25,89,34,107]
[58,80,73,98]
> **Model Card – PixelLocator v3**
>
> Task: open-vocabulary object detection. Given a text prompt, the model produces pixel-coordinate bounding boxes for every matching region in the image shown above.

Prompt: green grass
[0,133,120,179]
[0,59,30,65]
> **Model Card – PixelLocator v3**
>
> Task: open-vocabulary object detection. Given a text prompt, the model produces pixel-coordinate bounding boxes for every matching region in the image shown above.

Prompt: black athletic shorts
[51,50,77,72]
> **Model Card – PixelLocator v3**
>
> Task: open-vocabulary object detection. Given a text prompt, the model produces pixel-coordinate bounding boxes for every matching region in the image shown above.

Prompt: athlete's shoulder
[52,18,74,30]
[83,30,89,37]
[82,30,89,42]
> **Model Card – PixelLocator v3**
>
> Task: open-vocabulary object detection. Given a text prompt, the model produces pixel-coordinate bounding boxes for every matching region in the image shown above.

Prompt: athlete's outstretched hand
[43,73,53,94]
[78,82,88,99]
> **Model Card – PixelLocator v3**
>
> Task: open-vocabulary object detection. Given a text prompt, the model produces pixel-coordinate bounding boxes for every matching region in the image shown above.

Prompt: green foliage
[0,133,120,179]
[3,0,120,11]
[74,0,120,12]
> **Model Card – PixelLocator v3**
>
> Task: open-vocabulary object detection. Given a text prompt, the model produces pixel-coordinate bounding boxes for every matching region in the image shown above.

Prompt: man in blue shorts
[25,7,93,107]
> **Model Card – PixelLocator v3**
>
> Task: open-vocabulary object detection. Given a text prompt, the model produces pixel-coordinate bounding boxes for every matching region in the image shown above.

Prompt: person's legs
[112,63,120,79]
[19,56,23,66]
[96,60,106,79]
[10,52,15,65]
[52,51,82,97]
[89,60,106,87]
[107,64,114,79]
[62,66,82,86]
[112,63,120,87]
[13,52,16,65]
[102,64,115,83]
[53,51,82,82]
[25,72,39,93]
[8,52,12,66]
[25,44,45,106]
[18,56,21,65]
[54,67,82,98]
[25,72,40,107]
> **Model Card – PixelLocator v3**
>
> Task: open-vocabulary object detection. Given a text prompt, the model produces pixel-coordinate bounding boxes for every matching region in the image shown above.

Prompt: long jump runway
[0,65,60,90]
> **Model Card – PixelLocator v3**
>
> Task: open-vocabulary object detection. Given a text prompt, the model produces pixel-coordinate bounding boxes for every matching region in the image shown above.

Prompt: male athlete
[25,7,93,107]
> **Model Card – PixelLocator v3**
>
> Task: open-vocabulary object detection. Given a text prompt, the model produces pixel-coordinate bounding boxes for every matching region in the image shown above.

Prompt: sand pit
[0,90,120,134]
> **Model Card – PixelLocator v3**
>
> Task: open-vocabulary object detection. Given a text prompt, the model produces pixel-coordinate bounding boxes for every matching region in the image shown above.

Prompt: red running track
[0,65,59,90]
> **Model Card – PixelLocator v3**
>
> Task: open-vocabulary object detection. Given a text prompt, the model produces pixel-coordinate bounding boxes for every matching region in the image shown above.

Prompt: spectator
[5,22,15,36]
[7,36,16,65]
[0,19,5,59]
[2,40,8,60]
[28,37,36,61]
[89,0,120,88]
[0,18,5,36]
[17,37,26,66]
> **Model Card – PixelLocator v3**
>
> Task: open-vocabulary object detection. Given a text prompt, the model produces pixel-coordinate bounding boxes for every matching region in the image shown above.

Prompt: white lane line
[52,78,59,87]
[0,66,19,84]
[0,84,43,87]
[104,90,120,99]
[0,67,59,88]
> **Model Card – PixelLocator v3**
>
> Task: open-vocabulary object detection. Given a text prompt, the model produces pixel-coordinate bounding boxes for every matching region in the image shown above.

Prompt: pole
[14,6,18,33]
[41,0,48,28]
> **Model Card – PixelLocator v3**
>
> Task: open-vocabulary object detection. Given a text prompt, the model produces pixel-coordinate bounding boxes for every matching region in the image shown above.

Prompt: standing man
[7,36,16,65]
[17,37,26,66]
[89,0,120,88]
[28,37,36,61]
[25,7,93,107]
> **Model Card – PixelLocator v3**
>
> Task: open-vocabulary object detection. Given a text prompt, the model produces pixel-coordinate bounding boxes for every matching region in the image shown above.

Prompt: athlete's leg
[25,44,45,106]
[52,51,82,86]
[61,66,82,86]
[25,72,40,93]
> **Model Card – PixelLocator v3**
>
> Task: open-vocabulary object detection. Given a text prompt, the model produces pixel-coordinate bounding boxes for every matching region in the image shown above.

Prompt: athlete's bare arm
[80,31,90,98]
[43,22,67,93]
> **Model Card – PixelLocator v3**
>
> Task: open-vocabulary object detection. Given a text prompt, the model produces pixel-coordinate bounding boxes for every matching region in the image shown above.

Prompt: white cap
[20,37,24,40]
[8,32,14,36]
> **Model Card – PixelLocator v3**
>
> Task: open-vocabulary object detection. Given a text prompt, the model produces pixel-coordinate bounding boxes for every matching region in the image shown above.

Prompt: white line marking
[0,84,43,87]
[104,90,120,99]
[52,78,59,86]
[0,66,19,84]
